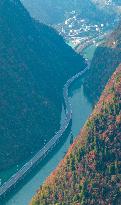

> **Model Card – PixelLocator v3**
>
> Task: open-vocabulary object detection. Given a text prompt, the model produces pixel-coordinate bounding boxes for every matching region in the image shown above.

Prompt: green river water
[2,45,96,205]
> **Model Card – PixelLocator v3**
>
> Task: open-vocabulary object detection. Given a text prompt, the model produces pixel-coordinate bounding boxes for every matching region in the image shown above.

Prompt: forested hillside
[31,65,121,205]
[21,0,119,25]
[84,21,121,104]
[0,0,85,171]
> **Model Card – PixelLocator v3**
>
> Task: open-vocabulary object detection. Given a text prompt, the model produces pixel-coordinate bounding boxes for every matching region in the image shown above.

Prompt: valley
[2,61,92,205]
[0,0,85,173]
[31,61,121,205]
[54,11,113,53]
[0,1,120,205]
[0,65,89,200]
[21,0,121,54]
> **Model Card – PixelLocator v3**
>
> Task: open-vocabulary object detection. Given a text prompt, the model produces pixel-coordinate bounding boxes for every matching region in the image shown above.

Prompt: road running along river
[2,67,93,205]
[0,67,89,200]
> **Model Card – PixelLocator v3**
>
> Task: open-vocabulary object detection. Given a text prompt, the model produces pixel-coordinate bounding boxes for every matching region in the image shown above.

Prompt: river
[3,44,96,205]
[3,75,92,205]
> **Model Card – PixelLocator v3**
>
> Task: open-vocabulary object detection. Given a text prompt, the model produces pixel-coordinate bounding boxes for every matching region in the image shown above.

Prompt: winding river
[3,76,92,205]
[2,45,96,205]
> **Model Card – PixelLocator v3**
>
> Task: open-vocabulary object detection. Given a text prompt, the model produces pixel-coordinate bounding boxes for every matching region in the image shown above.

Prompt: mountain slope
[84,21,121,104]
[21,0,118,25]
[31,65,121,205]
[0,0,85,171]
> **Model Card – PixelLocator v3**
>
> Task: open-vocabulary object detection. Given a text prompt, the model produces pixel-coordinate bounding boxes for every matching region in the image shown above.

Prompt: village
[54,10,118,52]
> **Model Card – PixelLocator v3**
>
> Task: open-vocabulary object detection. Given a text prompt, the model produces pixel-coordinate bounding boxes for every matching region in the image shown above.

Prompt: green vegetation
[31,65,121,205]
[84,22,121,104]
[21,0,117,25]
[0,0,85,171]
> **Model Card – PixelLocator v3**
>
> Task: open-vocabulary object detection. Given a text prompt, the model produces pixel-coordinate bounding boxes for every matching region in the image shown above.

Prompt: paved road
[0,65,89,198]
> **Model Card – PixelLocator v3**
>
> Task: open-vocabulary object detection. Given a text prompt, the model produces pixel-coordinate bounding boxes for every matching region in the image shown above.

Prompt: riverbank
[3,73,92,205]
[1,65,90,199]
[2,41,96,205]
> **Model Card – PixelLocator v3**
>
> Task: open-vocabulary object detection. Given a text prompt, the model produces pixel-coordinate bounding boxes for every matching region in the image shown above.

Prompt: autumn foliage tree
[31,65,121,205]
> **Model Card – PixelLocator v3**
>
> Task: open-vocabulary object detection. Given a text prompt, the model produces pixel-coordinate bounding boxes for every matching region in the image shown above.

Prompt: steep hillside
[21,0,118,25]
[0,0,85,171]
[31,65,121,205]
[91,0,121,17]
[84,21,121,104]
